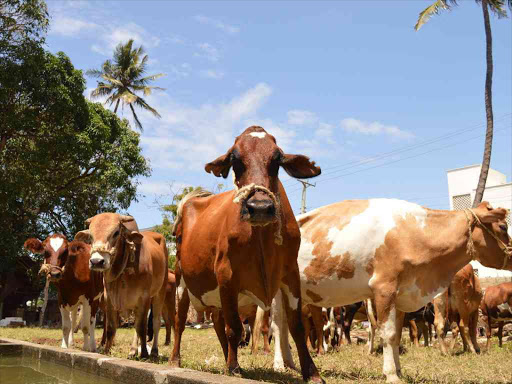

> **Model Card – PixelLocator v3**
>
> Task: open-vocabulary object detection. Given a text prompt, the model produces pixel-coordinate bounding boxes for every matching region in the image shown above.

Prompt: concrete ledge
[0,338,260,384]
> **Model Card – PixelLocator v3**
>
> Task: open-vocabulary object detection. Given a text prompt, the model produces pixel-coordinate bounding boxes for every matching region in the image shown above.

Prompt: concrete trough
[0,337,261,384]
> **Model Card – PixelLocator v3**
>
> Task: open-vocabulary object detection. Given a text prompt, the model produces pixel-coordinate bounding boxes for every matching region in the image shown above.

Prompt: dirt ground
[1,325,512,383]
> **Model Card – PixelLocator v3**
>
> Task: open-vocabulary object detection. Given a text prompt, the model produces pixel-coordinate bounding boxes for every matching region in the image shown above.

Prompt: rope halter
[232,183,283,245]
[39,263,64,278]
[464,208,512,269]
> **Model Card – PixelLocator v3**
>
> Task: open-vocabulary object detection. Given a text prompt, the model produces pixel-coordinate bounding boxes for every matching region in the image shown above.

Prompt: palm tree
[415,0,511,208]
[87,39,165,131]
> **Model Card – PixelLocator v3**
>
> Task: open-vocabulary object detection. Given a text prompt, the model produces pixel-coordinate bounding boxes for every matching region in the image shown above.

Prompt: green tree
[0,48,150,315]
[87,39,165,131]
[0,0,49,55]
[415,0,512,208]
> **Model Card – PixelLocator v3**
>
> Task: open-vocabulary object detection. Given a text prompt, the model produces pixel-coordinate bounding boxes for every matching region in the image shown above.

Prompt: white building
[446,164,512,279]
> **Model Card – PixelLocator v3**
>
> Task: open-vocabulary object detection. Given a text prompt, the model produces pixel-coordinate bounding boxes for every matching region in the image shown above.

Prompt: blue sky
[45,0,511,228]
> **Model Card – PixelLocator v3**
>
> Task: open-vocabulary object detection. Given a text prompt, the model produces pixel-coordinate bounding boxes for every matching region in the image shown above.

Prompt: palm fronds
[86,39,165,131]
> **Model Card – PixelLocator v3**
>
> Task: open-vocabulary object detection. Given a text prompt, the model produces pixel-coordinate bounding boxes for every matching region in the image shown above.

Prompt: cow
[74,216,168,359]
[148,268,177,346]
[336,302,366,346]
[404,303,434,347]
[480,281,512,349]
[170,126,323,382]
[24,235,103,351]
[433,263,482,354]
[272,200,511,383]
[301,305,330,354]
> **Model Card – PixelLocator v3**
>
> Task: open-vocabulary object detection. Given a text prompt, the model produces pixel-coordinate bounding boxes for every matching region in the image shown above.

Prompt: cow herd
[23,126,512,383]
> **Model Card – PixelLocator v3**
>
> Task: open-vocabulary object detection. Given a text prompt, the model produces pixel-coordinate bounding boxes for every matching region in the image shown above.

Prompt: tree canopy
[0,46,150,307]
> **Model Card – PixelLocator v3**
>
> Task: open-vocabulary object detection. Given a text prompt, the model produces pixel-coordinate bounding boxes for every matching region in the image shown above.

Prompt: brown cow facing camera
[171,126,323,382]
[24,235,103,352]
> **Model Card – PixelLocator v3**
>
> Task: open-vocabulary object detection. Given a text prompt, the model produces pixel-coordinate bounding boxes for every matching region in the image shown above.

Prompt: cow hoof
[229,366,242,377]
[385,374,402,383]
[308,376,325,384]
[169,358,180,368]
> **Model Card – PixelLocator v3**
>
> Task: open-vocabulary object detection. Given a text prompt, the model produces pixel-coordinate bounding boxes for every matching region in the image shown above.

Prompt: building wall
[446,165,512,279]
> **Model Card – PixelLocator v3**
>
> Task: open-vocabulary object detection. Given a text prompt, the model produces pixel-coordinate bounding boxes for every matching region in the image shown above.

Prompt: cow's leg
[310,306,326,354]
[281,281,324,383]
[374,291,402,384]
[60,306,72,349]
[131,300,150,359]
[485,316,492,350]
[343,312,353,345]
[262,310,271,354]
[434,302,449,355]
[162,304,171,346]
[104,300,118,355]
[497,321,504,347]
[417,320,429,347]
[169,287,189,366]
[303,313,313,351]
[450,322,459,351]
[272,289,297,371]
[219,286,243,375]
[69,306,78,347]
[409,320,419,347]
[80,300,92,351]
[468,310,480,354]
[212,308,228,361]
[150,289,166,358]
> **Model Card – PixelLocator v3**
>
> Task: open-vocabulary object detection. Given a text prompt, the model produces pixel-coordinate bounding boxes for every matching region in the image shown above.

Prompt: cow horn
[119,215,135,223]
[84,218,92,228]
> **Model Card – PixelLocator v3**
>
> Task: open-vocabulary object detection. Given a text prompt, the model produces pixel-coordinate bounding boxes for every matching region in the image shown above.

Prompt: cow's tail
[251,306,265,354]
[173,188,213,235]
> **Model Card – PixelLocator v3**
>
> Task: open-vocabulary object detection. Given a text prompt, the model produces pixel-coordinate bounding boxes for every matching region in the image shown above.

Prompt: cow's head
[24,234,68,281]
[471,202,512,270]
[205,126,321,225]
[73,213,143,272]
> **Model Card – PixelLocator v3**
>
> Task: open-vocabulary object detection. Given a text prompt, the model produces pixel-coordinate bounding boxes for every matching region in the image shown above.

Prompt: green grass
[1,326,511,383]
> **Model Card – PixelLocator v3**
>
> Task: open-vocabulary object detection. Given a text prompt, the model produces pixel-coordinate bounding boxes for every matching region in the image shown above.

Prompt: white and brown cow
[75,215,168,359]
[171,126,323,382]
[24,235,103,351]
[433,263,483,354]
[273,199,511,383]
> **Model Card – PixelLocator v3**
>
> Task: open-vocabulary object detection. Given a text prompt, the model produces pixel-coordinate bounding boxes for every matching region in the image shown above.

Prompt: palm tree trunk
[114,99,120,114]
[473,0,494,208]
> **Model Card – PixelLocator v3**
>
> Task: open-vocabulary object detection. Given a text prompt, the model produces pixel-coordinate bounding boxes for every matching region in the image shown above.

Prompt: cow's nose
[246,199,275,217]
[90,258,105,268]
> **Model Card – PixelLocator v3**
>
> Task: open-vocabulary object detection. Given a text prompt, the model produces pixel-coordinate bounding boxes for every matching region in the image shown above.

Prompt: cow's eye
[113,230,120,238]
[499,224,507,232]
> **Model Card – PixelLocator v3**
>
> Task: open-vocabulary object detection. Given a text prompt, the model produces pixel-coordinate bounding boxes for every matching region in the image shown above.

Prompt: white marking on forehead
[249,132,266,139]
[50,237,64,252]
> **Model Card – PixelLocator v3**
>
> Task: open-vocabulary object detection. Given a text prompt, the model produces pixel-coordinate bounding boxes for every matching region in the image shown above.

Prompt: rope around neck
[233,183,283,245]
[464,208,512,269]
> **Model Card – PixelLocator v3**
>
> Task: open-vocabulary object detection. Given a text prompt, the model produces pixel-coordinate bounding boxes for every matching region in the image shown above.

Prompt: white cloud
[91,23,160,55]
[51,16,99,36]
[138,181,191,196]
[195,43,221,62]
[194,15,239,34]
[315,122,334,138]
[199,69,225,79]
[139,83,273,170]
[287,110,317,125]
[341,118,414,140]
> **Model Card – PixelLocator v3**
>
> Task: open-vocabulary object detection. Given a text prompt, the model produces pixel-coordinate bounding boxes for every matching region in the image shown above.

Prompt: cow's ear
[205,149,233,178]
[475,202,508,223]
[280,154,321,179]
[24,238,44,254]
[126,231,143,245]
[74,230,92,243]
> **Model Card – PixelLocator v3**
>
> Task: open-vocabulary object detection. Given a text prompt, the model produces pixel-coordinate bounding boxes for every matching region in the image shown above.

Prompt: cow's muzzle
[245,193,276,225]
[89,252,109,271]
